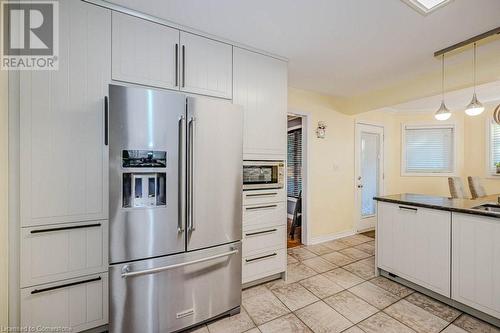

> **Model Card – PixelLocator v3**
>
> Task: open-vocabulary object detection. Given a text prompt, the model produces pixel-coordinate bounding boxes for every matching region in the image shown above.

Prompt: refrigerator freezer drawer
[109,242,242,333]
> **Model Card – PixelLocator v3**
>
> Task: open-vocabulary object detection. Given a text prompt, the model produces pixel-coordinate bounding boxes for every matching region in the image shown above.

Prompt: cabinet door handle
[104,96,108,146]
[245,229,277,237]
[175,43,179,87]
[31,277,101,295]
[245,192,278,198]
[245,204,278,211]
[399,206,417,212]
[245,253,277,263]
[30,223,101,234]
[181,45,186,87]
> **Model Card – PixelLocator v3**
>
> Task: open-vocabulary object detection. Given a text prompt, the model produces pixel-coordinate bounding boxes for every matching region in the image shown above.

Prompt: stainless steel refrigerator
[108,84,243,333]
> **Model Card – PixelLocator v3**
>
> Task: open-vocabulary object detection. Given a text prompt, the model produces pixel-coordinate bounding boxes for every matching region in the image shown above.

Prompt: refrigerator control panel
[122,173,166,208]
[122,150,166,168]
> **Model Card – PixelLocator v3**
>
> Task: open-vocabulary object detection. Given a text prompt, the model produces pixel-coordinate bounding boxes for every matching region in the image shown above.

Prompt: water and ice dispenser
[121,150,167,208]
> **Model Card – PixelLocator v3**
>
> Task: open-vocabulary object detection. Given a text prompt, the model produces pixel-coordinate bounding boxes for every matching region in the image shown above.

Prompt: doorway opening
[355,123,384,232]
[287,113,307,248]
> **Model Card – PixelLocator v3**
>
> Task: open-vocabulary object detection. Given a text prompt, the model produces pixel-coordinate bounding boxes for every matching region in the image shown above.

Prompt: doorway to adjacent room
[287,112,308,248]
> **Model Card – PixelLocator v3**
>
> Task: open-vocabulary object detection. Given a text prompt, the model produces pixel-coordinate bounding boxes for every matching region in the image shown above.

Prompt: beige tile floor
[188,234,500,333]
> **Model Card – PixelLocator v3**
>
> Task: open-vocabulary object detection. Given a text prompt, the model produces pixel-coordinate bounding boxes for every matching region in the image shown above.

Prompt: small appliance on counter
[108,84,243,333]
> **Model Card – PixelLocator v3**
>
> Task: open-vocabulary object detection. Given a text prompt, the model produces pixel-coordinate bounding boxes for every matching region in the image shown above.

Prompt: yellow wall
[290,87,500,241]
[0,67,8,326]
[289,88,355,240]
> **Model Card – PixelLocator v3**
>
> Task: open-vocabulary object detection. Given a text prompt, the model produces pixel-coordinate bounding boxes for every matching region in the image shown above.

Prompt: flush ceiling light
[402,0,453,15]
[465,43,485,116]
[435,54,451,121]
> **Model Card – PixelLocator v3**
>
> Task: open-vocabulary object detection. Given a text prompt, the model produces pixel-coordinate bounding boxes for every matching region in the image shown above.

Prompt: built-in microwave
[243,160,285,190]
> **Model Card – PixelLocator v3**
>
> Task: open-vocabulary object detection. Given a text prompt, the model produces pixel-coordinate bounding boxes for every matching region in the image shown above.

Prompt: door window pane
[361,132,380,217]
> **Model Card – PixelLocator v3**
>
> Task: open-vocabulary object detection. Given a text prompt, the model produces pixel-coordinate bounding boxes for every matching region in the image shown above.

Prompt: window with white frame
[488,120,500,175]
[402,124,455,175]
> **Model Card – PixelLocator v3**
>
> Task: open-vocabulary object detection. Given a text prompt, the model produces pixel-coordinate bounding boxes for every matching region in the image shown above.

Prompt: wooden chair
[289,192,302,240]
[448,177,468,199]
[468,176,487,199]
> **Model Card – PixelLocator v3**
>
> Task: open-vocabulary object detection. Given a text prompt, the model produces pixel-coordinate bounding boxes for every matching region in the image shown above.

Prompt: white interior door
[355,123,384,231]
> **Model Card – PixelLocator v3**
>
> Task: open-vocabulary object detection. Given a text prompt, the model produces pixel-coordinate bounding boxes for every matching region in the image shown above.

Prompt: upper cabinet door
[180,32,233,99]
[233,48,288,159]
[20,1,111,226]
[112,12,180,89]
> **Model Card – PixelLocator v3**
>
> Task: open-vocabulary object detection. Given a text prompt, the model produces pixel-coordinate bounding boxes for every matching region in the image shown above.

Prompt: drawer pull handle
[31,277,101,295]
[30,223,101,234]
[398,206,418,212]
[245,253,277,263]
[246,192,278,197]
[245,229,277,237]
[246,204,278,211]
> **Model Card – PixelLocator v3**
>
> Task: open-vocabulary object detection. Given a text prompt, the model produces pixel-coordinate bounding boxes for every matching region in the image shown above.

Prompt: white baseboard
[310,229,356,245]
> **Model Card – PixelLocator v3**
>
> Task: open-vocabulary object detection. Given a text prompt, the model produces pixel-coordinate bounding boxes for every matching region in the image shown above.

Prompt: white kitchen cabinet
[233,48,287,159]
[243,188,287,206]
[376,202,451,297]
[112,12,180,89]
[452,213,500,319]
[20,0,110,226]
[242,225,286,257]
[21,221,108,288]
[21,273,108,333]
[243,202,286,230]
[180,32,233,99]
[242,248,286,285]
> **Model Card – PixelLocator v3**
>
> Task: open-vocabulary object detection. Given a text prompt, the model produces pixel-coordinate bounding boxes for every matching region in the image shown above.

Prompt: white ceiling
[106,0,500,98]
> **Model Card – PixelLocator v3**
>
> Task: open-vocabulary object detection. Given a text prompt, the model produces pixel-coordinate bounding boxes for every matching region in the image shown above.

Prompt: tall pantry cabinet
[18,1,110,331]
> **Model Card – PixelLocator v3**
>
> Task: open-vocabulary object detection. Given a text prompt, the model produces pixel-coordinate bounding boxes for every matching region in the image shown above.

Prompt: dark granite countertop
[374,193,500,218]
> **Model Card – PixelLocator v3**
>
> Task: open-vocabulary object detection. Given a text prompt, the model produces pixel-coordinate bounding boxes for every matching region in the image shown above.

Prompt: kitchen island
[374,193,500,327]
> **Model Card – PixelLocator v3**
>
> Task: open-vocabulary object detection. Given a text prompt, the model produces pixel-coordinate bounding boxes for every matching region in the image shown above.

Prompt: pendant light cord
[473,42,477,94]
[441,54,445,100]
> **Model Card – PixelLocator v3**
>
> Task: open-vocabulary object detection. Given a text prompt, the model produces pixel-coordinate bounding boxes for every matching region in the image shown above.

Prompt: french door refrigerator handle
[120,249,239,278]
[188,115,196,231]
[178,115,186,232]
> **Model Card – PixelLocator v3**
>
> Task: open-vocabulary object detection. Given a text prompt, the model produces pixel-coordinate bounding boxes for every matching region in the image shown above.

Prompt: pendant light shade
[435,54,451,121]
[465,43,484,116]
[435,101,451,120]
[465,92,484,116]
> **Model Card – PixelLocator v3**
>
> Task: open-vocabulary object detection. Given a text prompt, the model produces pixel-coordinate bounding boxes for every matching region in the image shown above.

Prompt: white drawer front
[243,189,286,206]
[242,248,286,284]
[21,221,108,288]
[243,202,286,230]
[243,225,285,257]
[21,273,109,332]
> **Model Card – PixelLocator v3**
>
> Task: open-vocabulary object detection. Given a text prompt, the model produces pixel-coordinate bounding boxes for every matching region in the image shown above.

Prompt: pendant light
[435,54,451,121]
[465,42,484,116]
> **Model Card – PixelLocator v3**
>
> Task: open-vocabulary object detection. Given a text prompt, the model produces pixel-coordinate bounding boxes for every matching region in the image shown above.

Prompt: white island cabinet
[452,213,500,319]
[377,202,451,297]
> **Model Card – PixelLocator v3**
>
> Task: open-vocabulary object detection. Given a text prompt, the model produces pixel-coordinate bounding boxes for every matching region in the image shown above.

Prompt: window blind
[287,129,302,198]
[404,126,454,174]
[490,121,500,172]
